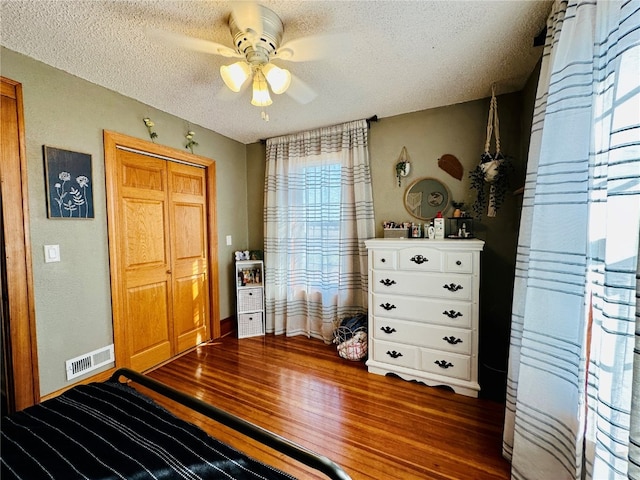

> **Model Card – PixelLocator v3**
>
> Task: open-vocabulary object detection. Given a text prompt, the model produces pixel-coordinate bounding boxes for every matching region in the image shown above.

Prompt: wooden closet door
[168,162,210,353]
[1,77,39,411]
[115,150,173,372]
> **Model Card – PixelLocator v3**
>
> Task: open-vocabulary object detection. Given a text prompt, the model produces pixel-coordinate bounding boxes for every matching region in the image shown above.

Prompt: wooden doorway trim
[103,131,220,369]
[1,77,40,411]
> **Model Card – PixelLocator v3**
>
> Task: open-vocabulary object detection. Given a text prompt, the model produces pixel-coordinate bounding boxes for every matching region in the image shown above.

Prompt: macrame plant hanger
[481,84,503,217]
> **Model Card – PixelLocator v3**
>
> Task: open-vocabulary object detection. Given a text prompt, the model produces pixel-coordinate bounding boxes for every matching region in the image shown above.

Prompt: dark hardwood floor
[139,334,511,480]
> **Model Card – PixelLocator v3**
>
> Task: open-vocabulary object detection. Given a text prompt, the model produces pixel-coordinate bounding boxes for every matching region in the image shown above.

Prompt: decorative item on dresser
[235,259,265,338]
[364,238,484,397]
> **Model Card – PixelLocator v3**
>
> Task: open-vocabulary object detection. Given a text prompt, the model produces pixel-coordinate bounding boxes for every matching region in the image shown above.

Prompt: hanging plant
[470,85,512,217]
[395,146,411,187]
[470,153,512,217]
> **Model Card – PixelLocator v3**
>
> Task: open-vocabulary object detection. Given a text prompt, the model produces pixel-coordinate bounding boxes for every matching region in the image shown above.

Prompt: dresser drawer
[371,317,472,355]
[372,339,418,369]
[445,251,474,273]
[371,249,396,270]
[398,246,443,272]
[373,317,471,354]
[372,293,472,327]
[372,270,472,301]
[420,349,471,380]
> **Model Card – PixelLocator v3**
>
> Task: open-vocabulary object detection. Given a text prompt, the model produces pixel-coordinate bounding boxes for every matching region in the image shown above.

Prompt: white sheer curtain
[263,119,375,342]
[503,1,640,479]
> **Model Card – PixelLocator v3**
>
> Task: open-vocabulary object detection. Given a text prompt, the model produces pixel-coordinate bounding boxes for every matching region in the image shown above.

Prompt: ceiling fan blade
[230,1,263,47]
[285,73,317,104]
[274,33,350,62]
[145,27,240,58]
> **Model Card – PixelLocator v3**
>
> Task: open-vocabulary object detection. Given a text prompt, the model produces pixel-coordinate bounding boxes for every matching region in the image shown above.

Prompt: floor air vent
[65,344,114,380]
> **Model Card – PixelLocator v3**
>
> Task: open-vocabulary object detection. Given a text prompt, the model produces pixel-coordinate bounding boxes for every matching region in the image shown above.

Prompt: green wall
[1,47,249,396]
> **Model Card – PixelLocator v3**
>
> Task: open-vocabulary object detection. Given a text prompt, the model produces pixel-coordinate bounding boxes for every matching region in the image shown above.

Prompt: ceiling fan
[148,2,342,120]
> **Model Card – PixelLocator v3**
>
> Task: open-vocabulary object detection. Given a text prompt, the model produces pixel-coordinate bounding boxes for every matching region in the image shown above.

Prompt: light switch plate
[44,244,60,263]
[226,235,232,246]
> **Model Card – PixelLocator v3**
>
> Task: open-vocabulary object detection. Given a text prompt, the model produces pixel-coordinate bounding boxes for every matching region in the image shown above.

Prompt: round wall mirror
[404,177,451,220]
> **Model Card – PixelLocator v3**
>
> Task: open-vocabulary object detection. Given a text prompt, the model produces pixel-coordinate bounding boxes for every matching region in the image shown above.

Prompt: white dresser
[365,238,484,397]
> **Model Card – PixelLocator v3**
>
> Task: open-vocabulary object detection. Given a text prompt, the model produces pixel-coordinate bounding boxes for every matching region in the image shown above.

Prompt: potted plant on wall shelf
[395,146,411,187]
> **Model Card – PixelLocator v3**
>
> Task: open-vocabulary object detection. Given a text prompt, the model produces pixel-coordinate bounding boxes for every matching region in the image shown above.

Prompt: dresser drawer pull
[386,350,403,359]
[380,326,397,334]
[443,336,463,345]
[410,254,428,264]
[434,360,454,369]
[380,303,396,311]
[443,309,463,319]
[381,258,386,263]
[379,278,396,287]
[443,283,463,292]
[456,260,462,266]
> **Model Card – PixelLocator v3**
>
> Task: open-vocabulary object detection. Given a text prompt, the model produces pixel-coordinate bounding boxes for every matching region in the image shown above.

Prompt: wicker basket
[238,288,263,312]
[238,312,264,339]
[383,228,409,239]
[333,325,368,361]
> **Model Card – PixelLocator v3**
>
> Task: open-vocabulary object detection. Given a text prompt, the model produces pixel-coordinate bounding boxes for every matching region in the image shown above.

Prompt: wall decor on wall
[438,153,463,180]
[395,146,411,187]
[43,146,94,219]
[404,177,450,220]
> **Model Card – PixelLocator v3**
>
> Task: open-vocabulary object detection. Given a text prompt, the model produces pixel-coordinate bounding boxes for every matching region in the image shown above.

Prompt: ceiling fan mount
[228,4,284,67]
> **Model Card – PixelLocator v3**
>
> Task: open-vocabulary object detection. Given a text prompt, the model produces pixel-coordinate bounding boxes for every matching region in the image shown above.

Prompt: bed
[1,368,351,480]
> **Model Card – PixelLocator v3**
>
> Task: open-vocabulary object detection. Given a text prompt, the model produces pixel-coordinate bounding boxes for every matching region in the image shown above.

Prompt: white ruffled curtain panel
[263,119,375,342]
[503,1,639,479]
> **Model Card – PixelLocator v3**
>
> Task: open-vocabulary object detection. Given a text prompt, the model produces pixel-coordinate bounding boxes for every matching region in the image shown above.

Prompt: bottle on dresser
[434,211,445,239]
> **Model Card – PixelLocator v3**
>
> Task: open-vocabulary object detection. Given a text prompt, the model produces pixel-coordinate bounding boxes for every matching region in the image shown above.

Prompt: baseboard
[220,315,236,338]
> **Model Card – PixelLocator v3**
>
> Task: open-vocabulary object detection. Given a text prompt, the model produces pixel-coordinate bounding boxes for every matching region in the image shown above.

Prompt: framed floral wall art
[43,146,94,219]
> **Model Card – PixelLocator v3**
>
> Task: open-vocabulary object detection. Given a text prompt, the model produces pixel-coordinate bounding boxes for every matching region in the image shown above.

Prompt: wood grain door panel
[169,163,209,354]
[174,273,208,352]
[116,152,173,370]
[126,281,172,371]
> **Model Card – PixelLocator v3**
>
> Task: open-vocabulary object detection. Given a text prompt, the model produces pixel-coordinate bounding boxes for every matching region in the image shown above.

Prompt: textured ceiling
[0,0,552,144]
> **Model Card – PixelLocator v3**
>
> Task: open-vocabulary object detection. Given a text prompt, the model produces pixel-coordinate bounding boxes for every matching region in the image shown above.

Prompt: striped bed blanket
[1,380,296,480]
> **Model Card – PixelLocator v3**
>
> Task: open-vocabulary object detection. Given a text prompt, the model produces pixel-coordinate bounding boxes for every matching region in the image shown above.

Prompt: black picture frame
[44,146,94,219]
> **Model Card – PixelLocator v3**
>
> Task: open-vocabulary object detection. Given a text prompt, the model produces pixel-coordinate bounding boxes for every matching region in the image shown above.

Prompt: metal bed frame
[110,368,352,480]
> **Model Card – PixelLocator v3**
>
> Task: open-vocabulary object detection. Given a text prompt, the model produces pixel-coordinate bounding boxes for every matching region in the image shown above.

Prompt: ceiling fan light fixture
[220,61,251,92]
[262,63,291,94]
[251,69,272,107]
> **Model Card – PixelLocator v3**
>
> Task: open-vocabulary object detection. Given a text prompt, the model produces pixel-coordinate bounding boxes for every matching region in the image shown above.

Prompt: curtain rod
[259,115,380,144]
